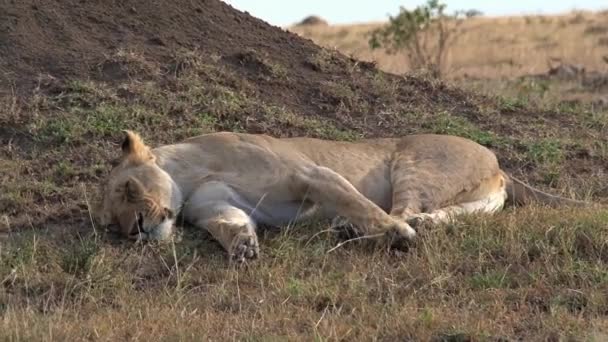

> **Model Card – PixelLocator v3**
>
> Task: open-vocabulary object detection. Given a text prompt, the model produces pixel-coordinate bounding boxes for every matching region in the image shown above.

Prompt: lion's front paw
[229,231,260,263]
[392,220,416,240]
[384,220,416,251]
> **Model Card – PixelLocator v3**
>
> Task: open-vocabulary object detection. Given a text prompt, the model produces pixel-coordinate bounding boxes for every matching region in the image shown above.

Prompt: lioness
[97,131,587,262]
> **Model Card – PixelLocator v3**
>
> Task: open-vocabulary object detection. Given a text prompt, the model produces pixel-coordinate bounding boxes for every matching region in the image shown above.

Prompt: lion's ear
[124,177,146,202]
[121,130,154,163]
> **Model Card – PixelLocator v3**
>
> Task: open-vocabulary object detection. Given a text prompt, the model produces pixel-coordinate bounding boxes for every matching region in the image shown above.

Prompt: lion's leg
[293,166,416,241]
[407,189,507,227]
[196,203,259,262]
[388,157,437,220]
[182,181,259,262]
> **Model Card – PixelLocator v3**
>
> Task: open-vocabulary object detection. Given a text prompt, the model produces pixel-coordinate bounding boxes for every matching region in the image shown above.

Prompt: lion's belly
[183,184,313,227]
[249,201,318,226]
[247,172,394,225]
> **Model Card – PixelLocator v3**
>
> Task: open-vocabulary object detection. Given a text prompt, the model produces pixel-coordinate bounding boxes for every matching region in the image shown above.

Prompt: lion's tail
[501,171,591,207]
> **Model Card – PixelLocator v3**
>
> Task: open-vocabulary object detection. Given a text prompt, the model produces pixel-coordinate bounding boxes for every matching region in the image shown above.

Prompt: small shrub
[369,0,478,77]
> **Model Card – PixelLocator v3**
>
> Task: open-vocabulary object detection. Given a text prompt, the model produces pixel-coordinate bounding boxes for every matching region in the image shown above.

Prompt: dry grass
[290,11,608,79]
[1,207,608,340]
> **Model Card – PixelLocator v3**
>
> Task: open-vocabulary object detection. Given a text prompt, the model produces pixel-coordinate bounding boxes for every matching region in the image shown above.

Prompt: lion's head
[96,131,182,241]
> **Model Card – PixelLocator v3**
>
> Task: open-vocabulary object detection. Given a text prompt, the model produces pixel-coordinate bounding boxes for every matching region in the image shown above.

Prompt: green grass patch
[422,112,503,146]
[498,96,528,112]
[522,138,566,183]
[469,271,512,290]
[525,139,564,165]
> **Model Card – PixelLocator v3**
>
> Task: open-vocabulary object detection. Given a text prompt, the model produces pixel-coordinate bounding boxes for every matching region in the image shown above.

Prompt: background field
[291,11,608,77]
[1,1,607,340]
[291,10,608,106]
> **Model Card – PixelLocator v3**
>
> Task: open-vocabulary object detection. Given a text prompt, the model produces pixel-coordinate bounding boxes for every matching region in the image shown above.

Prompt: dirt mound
[0,0,481,132]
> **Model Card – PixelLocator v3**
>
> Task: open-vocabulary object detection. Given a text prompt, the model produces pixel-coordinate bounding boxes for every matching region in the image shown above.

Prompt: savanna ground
[1,2,608,340]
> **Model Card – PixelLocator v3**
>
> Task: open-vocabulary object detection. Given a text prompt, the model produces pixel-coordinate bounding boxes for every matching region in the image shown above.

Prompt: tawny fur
[97,131,587,262]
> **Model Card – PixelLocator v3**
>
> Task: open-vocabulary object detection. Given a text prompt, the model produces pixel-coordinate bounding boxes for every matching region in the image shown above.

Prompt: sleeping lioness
[96,131,587,262]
